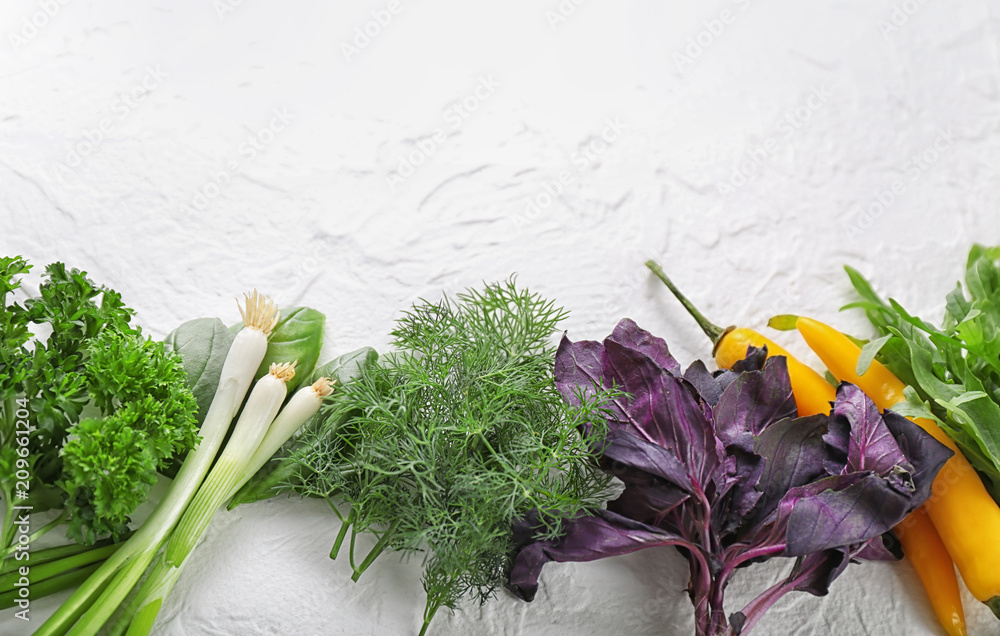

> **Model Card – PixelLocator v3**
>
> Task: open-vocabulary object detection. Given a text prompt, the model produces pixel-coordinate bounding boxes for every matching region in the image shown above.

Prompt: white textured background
[2,0,1000,634]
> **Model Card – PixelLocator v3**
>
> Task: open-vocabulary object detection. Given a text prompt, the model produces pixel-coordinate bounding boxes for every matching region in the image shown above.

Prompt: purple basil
[509,318,952,636]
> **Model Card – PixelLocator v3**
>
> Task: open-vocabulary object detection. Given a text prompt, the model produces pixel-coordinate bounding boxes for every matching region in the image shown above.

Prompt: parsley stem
[1,531,130,576]
[0,510,68,558]
[1,396,14,442]
[0,562,104,611]
[0,492,14,571]
[0,541,117,593]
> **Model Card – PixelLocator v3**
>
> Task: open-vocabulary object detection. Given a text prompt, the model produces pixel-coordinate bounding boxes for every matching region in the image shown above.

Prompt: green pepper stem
[645,260,728,346]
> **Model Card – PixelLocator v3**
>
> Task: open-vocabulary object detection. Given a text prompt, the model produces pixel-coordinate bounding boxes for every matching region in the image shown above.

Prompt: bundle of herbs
[279,280,615,635]
[846,244,1000,503]
[0,257,200,612]
[508,319,952,636]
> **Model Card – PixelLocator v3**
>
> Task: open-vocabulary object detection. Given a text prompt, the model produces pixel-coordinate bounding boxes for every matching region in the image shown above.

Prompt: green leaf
[305,346,378,387]
[856,334,893,376]
[235,307,326,392]
[164,318,235,425]
[843,265,884,307]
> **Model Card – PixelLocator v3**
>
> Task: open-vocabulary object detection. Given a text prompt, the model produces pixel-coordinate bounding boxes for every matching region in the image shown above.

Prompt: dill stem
[350,520,399,582]
[419,602,441,636]
[330,507,356,560]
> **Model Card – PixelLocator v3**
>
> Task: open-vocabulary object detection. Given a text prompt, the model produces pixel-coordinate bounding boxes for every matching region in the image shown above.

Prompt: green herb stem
[0,542,118,594]
[0,562,104,611]
[351,520,399,582]
[1,534,129,577]
[645,259,728,346]
[0,510,69,560]
[419,603,441,636]
[330,507,356,560]
[1,396,14,443]
[0,490,15,570]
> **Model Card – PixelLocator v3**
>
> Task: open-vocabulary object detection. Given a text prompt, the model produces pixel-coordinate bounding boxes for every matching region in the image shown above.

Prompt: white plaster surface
[2,0,1000,634]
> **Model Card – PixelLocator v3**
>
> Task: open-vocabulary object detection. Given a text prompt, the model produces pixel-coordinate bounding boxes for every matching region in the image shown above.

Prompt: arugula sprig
[291,280,615,636]
[846,244,1000,499]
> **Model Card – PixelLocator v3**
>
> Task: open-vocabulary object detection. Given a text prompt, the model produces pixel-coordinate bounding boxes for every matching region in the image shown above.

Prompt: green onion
[120,373,334,636]
[35,291,279,636]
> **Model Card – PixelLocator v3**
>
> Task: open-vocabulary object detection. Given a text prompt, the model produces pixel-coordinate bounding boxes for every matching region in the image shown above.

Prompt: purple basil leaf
[703,346,771,403]
[821,413,851,477]
[881,409,953,507]
[751,414,834,522]
[554,334,610,410]
[731,346,769,373]
[789,549,850,596]
[853,533,902,561]
[729,550,850,635]
[606,318,682,376]
[508,509,689,602]
[834,383,910,476]
[603,337,723,484]
[600,429,692,491]
[712,447,763,537]
[608,481,689,526]
[781,472,912,556]
[715,356,797,447]
[684,359,725,405]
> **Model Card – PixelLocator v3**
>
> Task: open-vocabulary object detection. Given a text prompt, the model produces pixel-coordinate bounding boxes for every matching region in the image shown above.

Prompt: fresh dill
[291,279,613,635]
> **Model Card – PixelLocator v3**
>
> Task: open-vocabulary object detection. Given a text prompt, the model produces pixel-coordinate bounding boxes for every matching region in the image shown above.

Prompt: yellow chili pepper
[790,314,999,624]
[895,508,967,636]
[644,261,832,417]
